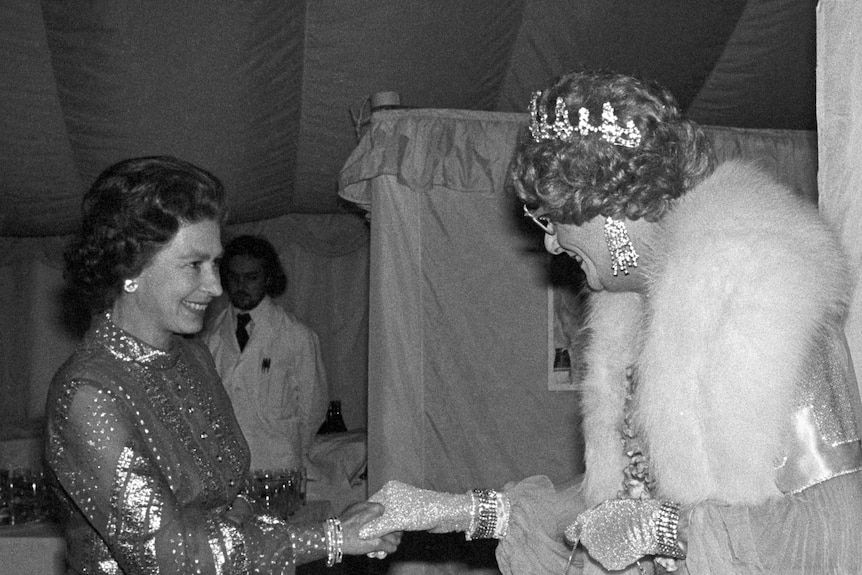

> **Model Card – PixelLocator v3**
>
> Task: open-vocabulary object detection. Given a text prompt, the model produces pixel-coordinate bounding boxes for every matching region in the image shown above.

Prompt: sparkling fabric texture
[799,334,858,444]
[360,480,473,538]
[45,314,329,574]
[565,498,683,571]
[775,329,862,493]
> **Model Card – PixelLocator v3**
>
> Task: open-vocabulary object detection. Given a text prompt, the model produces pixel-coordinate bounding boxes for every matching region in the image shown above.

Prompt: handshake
[361,480,684,571]
[359,480,507,540]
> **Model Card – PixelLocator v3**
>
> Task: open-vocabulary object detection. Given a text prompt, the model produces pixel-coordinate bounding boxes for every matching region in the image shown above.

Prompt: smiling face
[112,219,223,349]
[543,217,646,293]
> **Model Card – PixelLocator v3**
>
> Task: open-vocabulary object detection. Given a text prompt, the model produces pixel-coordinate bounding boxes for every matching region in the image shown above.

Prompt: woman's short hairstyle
[222,234,287,298]
[65,155,227,314]
[508,70,715,225]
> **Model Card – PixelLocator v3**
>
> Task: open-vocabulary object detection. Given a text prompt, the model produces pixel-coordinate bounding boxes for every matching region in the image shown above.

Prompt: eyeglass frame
[523,204,554,235]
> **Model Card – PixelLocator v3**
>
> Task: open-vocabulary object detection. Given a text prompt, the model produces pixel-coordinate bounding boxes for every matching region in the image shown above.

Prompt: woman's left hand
[339,501,403,557]
[224,494,255,526]
[564,498,685,571]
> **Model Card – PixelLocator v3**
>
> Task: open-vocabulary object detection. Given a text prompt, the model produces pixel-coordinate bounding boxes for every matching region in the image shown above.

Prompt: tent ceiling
[0,0,816,237]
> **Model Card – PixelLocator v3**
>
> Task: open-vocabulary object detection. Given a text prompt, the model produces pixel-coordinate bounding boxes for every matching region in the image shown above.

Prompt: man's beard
[230,291,263,311]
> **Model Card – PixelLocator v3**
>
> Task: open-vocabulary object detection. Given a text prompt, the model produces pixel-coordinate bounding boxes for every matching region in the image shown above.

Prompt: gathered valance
[340,109,818,213]
[339,109,527,211]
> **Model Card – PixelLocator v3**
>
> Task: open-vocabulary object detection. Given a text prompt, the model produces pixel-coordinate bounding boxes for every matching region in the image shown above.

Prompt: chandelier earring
[603,218,639,276]
[123,279,138,293]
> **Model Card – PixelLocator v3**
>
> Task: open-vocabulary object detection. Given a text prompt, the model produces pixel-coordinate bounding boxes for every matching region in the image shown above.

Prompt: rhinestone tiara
[529,92,642,148]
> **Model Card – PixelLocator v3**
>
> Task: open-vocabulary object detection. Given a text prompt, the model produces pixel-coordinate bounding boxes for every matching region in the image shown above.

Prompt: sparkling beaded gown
[45,314,329,575]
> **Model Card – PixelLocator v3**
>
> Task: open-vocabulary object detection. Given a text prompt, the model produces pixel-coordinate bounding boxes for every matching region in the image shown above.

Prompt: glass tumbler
[249,467,306,519]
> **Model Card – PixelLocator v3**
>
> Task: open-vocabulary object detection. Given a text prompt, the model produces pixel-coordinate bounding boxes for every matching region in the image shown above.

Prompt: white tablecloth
[0,521,65,575]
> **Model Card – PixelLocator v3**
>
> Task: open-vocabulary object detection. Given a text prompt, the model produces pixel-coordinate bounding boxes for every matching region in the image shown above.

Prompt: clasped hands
[339,501,403,557]
[359,480,474,539]
[359,481,685,572]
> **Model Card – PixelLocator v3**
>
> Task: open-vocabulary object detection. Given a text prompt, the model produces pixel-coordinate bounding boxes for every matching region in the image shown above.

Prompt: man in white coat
[203,234,329,473]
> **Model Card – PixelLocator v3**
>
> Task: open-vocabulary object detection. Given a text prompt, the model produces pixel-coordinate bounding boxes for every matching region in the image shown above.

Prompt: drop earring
[604,218,639,276]
[123,279,138,293]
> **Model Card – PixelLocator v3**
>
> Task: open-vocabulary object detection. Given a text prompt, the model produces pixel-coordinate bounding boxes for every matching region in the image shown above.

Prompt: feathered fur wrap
[579,161,853,507]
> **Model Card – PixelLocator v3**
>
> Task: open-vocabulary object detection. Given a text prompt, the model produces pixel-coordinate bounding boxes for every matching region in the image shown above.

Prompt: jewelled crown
[529,92,642,148]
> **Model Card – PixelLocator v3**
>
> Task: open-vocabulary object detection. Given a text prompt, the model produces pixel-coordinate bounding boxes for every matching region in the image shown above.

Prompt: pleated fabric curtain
[817,0,862,392]
[340,109,586,500]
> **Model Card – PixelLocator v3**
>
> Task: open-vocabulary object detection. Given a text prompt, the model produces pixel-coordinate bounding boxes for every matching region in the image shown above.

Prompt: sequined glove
[565,498,685,571]
[360,481,511,540]
[358,480,474,539]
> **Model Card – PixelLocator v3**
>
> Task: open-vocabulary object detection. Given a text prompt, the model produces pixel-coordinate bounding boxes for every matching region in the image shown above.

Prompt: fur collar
[580,161,851,506]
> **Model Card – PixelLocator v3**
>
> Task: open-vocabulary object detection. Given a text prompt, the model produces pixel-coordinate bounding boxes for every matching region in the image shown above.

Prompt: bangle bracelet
[466,491,479,537]
[493,491,510,539]
[334,519,343,565]
[235,492,254,507]
[655,501,684,559]
[466,489,498,540]
[325,517,343,567]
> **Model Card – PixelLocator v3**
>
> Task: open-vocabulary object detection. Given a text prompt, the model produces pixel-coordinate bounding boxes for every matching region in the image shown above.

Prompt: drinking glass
[8,468,37,524]
[0,468,11,525]
[249,467,306,519]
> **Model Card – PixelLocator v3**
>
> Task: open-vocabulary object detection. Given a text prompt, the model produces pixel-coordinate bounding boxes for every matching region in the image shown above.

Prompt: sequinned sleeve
[46,378,328,575]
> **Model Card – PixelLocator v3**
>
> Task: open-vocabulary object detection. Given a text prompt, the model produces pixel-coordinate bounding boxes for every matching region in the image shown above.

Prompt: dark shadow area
[57,284,91,341]
[298,532,499,575]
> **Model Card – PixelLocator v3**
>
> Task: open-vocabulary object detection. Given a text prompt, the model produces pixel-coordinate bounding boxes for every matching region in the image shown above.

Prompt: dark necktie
[236,313,251,352]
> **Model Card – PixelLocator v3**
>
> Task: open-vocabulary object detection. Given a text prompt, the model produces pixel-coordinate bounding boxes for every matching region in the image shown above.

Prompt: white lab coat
[203,296,329,471]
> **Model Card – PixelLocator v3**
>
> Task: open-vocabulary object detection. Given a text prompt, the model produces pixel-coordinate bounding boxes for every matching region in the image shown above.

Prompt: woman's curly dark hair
[65,155,227,314]
[509,71,715,225]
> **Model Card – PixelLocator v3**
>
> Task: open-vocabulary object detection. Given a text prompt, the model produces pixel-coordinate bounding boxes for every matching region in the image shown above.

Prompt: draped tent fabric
[686,0,817,128]
[0,0,816,237]
[341,109,585,494]
[816,0,862,401]
[2,0,307,236]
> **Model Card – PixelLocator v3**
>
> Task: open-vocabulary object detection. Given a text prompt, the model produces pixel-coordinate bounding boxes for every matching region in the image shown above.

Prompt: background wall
[817,0,862,391]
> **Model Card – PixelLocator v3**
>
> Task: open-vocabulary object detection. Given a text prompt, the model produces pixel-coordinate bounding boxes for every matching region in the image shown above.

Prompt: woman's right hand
[339,501,402,556]
[358,480,474,538]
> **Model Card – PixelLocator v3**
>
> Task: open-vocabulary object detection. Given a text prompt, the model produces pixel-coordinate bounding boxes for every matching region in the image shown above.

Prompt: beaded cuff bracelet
[466,489,498,540]
[654,501,684,559]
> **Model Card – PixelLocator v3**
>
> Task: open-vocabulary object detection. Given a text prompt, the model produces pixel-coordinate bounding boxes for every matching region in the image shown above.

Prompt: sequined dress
[45,314,330,575]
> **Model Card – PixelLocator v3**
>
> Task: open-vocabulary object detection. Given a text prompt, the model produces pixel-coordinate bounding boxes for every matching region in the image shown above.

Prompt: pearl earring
[123,279,138,293]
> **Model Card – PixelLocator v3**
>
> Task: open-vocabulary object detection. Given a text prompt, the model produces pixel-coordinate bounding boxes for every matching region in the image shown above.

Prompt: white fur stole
[581,161,851,506]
